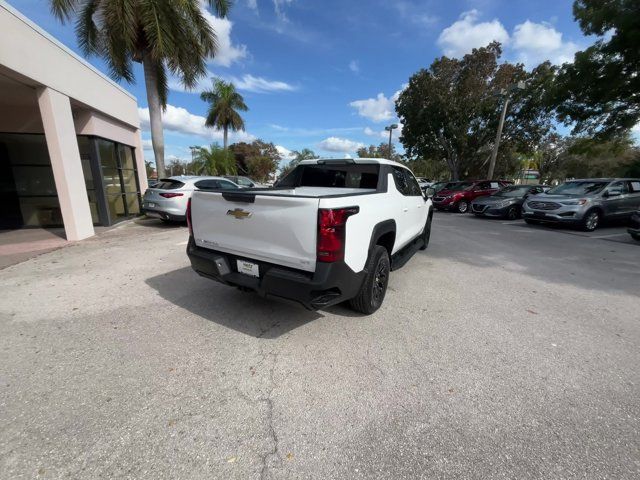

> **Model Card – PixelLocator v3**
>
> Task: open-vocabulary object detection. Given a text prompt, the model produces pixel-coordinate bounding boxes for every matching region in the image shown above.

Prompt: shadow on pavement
[133,218,185,229]
[146,266,322,338]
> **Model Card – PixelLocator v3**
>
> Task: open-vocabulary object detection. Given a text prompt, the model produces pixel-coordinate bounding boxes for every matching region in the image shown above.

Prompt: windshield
[235,177,254,187]
[495,186,531,197]
[547,181,608,196]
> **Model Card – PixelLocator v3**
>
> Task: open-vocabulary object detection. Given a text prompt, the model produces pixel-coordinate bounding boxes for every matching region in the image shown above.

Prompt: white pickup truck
[186,158,433,314]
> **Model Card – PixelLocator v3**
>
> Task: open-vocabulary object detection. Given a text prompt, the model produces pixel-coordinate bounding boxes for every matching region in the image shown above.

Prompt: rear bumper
[143,209,186,222]
[186,237,366,310]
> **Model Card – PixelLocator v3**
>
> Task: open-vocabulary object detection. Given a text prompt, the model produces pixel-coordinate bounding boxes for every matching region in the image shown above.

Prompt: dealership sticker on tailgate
[237,260,259,277]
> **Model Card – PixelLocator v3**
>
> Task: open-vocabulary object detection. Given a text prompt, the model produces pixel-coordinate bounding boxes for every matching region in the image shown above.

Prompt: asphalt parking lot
[1,213,639,479]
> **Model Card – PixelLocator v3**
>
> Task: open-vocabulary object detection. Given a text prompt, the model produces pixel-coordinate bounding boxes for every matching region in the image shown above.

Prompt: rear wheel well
[376,231,395,256]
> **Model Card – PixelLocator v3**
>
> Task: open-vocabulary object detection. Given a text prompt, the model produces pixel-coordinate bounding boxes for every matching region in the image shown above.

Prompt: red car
[432,180,512,213]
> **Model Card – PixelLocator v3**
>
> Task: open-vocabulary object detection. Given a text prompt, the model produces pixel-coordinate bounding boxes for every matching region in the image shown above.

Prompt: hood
[473,195,516,205]
[435,189,462,197]
[532,192,585,201]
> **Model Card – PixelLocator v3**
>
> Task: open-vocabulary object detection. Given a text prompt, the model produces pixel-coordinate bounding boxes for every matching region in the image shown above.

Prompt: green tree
[396,43,556,180]
[192,143,237,175]
[280,148,318,176]
[50,0,231,179]
[554,0,640,138]
[357,143,402,162]
[144,160,156,180]
[228,140,280,181]
[200,78,248,150]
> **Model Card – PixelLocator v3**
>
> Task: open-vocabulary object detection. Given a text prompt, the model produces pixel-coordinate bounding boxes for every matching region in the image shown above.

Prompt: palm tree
[50,0,231,179]
[192,143,237,175]
[200,79,248,150]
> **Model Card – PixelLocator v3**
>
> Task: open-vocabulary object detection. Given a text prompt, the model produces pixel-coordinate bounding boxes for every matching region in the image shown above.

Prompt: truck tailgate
[191,191,320,272]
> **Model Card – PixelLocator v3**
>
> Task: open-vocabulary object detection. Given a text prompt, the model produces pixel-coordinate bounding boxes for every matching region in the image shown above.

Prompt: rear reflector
[317,207,359,263]
[160,192,184,198]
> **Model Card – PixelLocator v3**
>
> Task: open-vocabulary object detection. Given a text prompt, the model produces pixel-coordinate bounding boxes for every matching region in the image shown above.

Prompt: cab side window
[391,167,410,195]
[402,169,423,196]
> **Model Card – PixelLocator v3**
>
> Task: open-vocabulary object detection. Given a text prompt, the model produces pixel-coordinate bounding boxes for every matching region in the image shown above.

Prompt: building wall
[0,2,139,130]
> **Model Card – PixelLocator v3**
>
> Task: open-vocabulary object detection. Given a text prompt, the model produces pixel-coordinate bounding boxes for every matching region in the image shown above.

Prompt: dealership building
[0,2,147,241]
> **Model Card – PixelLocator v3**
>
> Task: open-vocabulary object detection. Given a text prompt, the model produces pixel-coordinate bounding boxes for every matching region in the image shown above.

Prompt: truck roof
[298,157,407,168]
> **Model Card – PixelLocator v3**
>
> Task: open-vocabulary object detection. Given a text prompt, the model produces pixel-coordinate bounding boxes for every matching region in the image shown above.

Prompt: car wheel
[524,218,540,225]
[349,246,390,315]
[630,233,640,241]
[505,206,519,220]
[457,200,469,213]
[419,212,433,250]
[581,209,601,232]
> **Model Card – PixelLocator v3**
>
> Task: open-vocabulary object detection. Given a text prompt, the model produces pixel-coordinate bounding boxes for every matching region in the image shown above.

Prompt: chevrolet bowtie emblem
[227,208,252,219]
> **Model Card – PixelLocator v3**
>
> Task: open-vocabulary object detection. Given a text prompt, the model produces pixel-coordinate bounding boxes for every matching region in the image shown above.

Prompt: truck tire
[419,213,433,250]
[349,246,390,315]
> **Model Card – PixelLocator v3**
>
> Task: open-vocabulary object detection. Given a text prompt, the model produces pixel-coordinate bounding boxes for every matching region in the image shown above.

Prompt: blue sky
[12,0,592,166]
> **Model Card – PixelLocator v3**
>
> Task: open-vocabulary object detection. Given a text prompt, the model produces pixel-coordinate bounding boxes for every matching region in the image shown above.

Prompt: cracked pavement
[1,214,639,479]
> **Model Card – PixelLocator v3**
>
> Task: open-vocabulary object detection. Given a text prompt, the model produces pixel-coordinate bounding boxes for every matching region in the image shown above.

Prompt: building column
[36,87,94,241]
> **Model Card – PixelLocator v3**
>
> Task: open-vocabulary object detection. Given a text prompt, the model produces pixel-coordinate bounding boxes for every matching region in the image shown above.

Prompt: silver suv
[521,178,640,231]
[142,176,240,222]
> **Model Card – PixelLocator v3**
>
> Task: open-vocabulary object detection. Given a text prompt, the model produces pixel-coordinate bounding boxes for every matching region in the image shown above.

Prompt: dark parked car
[628,210,640,241]
[432,180,512,213]
[471,185,548,220]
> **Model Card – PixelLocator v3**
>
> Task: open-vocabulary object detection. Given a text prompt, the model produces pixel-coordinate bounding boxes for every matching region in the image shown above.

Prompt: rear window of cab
[278,164,380,189]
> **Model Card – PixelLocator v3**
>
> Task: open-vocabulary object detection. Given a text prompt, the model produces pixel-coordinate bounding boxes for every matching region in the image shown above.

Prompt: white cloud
[437,12,579,68]
[273,0,294,22]
[512,20,579,67]
[170,72,296,95]
[364,124,404,140]
[142,139,153,150]
[228,74,297,93]
[437,10,509,57]
[394,1,438,27]
[138,104,254,143]
[349,60,360,73]
[276,145,295,160]
[199,2,248,67]
[349,88,403,123]
[318,137,365,153]
[247,0,258,11]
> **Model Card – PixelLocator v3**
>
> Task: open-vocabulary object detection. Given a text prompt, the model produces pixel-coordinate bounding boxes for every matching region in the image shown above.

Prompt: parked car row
[428,177,640,240]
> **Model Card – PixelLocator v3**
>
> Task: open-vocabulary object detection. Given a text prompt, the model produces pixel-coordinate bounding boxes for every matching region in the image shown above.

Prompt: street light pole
[487,81,526,179]
[384,123,398,159]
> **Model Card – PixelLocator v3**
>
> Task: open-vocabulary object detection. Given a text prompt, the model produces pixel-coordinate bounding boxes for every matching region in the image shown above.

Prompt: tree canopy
[228,140,281,182]
[396,43,556,180]
[201,78,248,149]
[554,0,640,138]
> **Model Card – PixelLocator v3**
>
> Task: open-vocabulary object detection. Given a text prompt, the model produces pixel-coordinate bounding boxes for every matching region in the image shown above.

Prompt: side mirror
[605,188,622,197]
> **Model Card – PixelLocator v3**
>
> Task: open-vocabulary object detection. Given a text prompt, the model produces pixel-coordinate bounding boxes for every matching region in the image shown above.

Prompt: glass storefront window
[121,169,138,193]
[125,193,140,214]
[118,144,135,170]
[98,140,118,169]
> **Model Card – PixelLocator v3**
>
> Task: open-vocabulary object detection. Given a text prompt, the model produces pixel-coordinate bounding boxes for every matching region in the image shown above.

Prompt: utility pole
[488,81,526,179]
[384,123,398,159]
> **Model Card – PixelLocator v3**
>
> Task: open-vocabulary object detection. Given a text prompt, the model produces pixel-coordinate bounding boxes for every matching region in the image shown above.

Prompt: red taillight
[186,198,193,236]
[160,192,184,198]
[317,207,359,263]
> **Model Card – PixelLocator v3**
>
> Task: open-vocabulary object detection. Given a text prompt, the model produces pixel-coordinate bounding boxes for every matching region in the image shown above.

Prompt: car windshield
[445,182,473,191]
[495,186,531,197]
[547,181,608,196]
[235,177,254,187]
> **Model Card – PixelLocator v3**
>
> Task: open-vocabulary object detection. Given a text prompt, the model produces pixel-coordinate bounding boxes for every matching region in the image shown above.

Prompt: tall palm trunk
[223,126,229,150]
[142,53,165,178]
